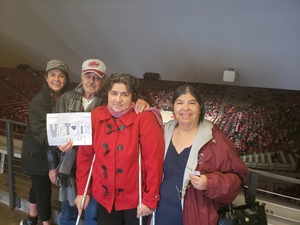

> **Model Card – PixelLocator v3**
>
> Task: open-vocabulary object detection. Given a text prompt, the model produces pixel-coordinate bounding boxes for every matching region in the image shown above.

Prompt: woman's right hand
[74,194,90,215]
[189,174,207,190]
[136,203,154,218]
[57,141,73,152]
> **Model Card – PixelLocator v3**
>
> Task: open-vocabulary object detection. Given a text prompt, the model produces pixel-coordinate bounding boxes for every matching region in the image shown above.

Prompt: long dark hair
[172,85,206,123]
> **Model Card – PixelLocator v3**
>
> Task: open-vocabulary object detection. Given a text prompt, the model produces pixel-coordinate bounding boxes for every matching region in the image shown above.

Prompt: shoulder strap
[235,173,257,209]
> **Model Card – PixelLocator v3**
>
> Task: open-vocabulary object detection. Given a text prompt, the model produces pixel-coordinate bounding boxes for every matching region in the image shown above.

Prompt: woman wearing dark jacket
[20,59,69,225]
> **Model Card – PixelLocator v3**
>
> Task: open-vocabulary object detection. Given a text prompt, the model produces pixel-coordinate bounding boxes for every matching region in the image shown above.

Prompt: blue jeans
[60,200,78,225]
[84,194,98,225]
[59,195,97,225]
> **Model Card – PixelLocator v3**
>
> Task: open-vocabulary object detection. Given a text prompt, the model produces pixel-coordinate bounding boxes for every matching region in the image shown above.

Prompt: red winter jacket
[164,119,248,225]
[76,106,164,212]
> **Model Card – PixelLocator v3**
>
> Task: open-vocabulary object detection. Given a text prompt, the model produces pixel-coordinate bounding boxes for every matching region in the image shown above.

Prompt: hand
[49,169,58,185]
[134,98,150,114]
[74,194,90,216]
[57,141,73,152]
[136,203,154,218]
[189,174,207,190]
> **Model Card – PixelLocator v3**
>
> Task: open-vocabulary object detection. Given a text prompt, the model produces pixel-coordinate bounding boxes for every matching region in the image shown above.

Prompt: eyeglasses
[174,167,198,199]
[175,182,191,199]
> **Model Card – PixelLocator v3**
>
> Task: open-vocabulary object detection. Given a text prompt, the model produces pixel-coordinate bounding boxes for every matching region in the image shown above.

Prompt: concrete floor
[0,202,59,225]
[0,201,28,225]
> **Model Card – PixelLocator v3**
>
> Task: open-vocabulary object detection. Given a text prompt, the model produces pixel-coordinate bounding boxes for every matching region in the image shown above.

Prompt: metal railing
[0,118,27,209]
[247,168,300,202]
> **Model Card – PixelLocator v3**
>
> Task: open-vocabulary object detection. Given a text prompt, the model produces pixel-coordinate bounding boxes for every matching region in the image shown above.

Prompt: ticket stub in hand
[190,170,201,176]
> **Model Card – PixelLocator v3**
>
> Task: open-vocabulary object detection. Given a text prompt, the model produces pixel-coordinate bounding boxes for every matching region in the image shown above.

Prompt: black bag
[218,185,268,225]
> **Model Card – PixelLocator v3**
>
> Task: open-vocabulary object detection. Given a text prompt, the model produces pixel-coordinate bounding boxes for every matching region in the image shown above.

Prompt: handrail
[6,121,15,209]
[0,119,27,209]
[247,168,300,206]
[249,168,300,185]
[0,118,27,127]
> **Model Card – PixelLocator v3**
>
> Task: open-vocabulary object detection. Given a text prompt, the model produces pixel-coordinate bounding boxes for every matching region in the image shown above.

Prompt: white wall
[0,0,299,90]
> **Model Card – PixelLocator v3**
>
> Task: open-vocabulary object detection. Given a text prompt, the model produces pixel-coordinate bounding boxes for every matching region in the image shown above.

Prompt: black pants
[28,174,52,221]
[97,204,149,225]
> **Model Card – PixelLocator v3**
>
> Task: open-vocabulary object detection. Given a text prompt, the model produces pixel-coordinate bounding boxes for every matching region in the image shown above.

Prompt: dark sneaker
[20,217,38,225]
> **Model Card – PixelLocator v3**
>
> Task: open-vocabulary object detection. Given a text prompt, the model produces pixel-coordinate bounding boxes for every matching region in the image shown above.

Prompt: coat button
[117,168,123,174]
[102,143,108,148]
[101,165,108,178]
[117,145,123,150]
[102,143,110,155]
[102,184,109,196]
[118,188,124,192]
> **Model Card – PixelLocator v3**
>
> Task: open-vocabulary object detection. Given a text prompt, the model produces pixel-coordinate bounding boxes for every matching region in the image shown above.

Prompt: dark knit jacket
[21,84,60,175]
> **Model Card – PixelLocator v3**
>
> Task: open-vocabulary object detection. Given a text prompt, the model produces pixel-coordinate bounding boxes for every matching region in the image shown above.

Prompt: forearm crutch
[138,146,143,225]
[75,154,96,225]
[151,211,155,225]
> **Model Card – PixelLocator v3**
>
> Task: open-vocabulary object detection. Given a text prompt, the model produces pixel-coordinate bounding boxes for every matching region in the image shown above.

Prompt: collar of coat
[94,106,136,127]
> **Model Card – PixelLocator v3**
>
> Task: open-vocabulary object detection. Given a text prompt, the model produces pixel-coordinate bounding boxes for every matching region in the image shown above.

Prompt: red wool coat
[76,106,164,213]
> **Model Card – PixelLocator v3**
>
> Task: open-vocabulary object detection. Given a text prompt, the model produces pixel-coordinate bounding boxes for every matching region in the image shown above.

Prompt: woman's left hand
[136,203,154,218]
[189,174,207,190]
[134,99,150,114]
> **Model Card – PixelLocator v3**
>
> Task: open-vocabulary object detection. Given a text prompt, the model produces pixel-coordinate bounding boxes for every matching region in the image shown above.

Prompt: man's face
[81,72,105,97]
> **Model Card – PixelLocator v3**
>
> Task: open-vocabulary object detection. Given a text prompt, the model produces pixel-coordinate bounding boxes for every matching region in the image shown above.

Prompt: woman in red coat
[75,73,164,225]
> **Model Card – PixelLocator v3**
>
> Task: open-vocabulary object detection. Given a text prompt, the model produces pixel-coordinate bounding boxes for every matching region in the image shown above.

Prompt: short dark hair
[171,85,206,123]
[102,73,140,103]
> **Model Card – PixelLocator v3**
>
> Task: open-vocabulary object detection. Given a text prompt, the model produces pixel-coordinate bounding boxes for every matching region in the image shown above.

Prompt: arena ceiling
[0,0,299,91]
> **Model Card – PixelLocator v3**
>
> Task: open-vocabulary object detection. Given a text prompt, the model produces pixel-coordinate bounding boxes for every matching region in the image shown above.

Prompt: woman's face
[108,83,133,113]
[173,93,201,125]
[45,68,68,93]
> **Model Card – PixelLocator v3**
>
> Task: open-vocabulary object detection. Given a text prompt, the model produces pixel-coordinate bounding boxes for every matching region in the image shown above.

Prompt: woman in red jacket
[75,73,164,225]
[154,85,248,225]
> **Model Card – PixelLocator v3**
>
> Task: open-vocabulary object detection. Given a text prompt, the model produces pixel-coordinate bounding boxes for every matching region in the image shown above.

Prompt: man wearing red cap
[47,59,150,225]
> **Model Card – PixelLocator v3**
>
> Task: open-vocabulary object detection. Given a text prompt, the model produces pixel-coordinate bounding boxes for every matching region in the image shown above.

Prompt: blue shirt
[155,141,191,225]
